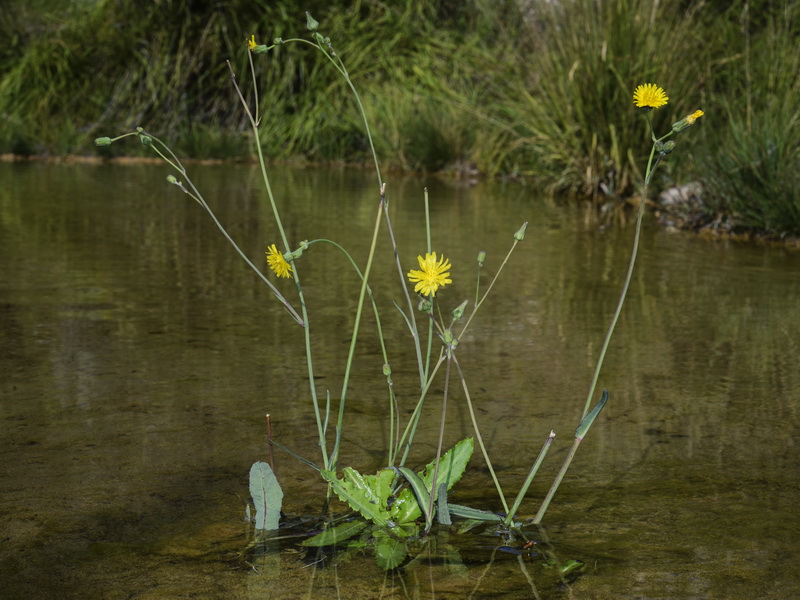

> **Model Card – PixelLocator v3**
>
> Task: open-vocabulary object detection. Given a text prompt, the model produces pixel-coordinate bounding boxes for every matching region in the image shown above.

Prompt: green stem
[329,189,386,471]
[504,430,556,525]
[451,353,510,514]
[532,437,582,524]
[228,60,328,469]
[425,355,452,532]
[581,141,657,418]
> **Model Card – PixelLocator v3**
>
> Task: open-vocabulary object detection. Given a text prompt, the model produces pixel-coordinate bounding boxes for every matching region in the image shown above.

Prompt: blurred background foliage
[1,0,798,234]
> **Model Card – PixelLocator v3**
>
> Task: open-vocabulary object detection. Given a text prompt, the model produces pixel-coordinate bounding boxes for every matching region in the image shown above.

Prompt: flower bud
[452,300,469,321]
[139,133,153,146]
[166,175,179,184]
[417,297,432,312]
[655,140,675,155]
[477,250,486,267]
[672,109,704,133]
[94,137,112,146]
[514,221,529,241]
[382,364,392,377]
[306,12,319,31]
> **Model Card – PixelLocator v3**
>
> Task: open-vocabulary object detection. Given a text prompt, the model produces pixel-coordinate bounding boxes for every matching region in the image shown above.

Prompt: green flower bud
[94,137,113,146]
[514,221,529,241]
[306,12,319,31]
[139,133,153,146]
[477,250,486,267]
[655,140,675,155]
[166,175,179,184]
[382,364,392,377]
[251,44,269,54]
[417,297,432,312]
[672,109,704,134]
[442,328,454,345]
[273,37,283,45]
[452,299,469,321]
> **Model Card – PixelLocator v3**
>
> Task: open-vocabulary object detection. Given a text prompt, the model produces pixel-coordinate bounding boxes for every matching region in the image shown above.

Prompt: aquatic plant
[95,12,703,572]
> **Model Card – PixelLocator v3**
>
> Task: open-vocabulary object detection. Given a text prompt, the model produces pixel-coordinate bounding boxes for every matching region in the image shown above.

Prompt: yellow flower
[407,252,452,297]
[248,34,257,51]
[686,109,704,124]
[266,244,293,278]
[633,83,669,109]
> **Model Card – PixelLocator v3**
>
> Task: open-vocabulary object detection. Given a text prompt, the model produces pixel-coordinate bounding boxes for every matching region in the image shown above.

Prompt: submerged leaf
[301,519,369,547]
[373,530,408,570]
[249,462,283,530]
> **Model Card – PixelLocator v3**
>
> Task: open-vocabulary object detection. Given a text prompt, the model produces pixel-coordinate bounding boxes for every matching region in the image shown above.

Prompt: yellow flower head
[266,244,293,278]
[686,109,704,125]
[407,252,452,297]
[248,34,257,51]
[633,83,669,109]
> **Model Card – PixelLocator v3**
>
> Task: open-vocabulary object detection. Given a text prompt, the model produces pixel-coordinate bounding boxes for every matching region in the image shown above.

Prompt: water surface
[1,161,799,599]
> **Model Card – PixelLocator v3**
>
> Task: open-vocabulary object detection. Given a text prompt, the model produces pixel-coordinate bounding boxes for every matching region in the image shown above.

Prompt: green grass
[2,0,800,234]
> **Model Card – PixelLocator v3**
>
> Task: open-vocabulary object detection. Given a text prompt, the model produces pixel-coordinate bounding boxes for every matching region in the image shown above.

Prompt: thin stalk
[397,353,446,468]
[581,139,660,418]
[145,134,304,326]
[451,353,510,514]
[503,431,556,525]
[382,201,426,389]
[423,188,434,383]
[308,237,398,465]
[228,60,328,469]
[424,355,452,532]
[532,437,581,524]
[329,187,386,471]
[457,236,521,341]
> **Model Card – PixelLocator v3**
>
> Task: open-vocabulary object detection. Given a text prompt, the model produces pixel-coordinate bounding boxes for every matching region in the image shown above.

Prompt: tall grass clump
[699,0,800,234]
[487,0,708,199]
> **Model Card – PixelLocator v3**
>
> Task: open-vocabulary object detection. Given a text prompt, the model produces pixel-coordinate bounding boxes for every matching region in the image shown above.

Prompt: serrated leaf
[301,519,369,547]
[393,467,433,530]
[321,467,394,526]
[249,462,283,530]
[373,530,408,570]
[390,438,474,524]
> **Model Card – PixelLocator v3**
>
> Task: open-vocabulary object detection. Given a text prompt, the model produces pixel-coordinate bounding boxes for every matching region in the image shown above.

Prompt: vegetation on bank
[2,0,799,234]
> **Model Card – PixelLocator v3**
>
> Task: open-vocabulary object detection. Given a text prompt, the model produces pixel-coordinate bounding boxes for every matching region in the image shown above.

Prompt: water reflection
[1,162,799,598]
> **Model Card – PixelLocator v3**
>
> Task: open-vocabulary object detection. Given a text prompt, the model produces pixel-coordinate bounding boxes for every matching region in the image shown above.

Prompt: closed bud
[514,221,529,241]
[139,133,153,146]
[94,137,112,146]
[417,297,432,312]
[166,175,179,184]
[306,11,319,31]
[452,300,469,321]
[655,140,675,155]
[477,250,486,267]
[382,364,392,377]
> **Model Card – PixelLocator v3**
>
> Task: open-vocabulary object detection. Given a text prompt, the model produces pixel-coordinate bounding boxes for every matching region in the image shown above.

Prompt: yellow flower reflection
[266,244,293,278]
[407,252,452,297]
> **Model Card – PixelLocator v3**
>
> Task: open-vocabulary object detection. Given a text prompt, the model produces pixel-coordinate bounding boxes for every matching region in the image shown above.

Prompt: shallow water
[1,161,799,599]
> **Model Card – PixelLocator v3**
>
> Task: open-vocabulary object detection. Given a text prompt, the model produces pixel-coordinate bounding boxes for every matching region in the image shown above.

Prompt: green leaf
[576,389,609,439]
[373,530,407,570]
[393,467,433,530]
[390,438,474,524]
[249,462,283,530]
[300,519,369,547]
[447,503,503,522]
[321,467,394,527]
[437,482,451,526]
